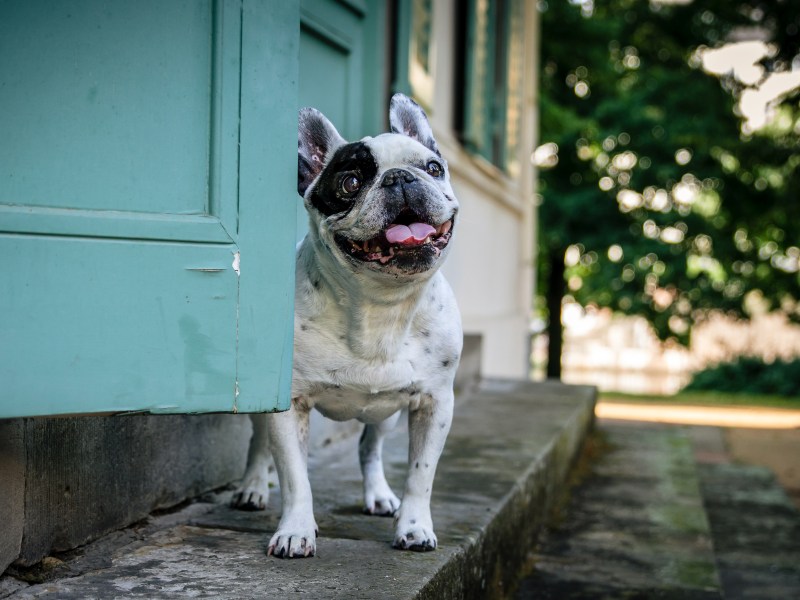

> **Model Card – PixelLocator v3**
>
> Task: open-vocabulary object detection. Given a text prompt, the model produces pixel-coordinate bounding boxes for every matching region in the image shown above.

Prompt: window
[457,0,524,176]
[392,0,435,110]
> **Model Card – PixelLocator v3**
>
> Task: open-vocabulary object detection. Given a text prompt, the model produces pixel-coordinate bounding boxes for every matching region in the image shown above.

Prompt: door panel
[296,0,385,240]
[299,27,352,134]
[0,1,213,215]
[0,0,240,243]
[1,236,238,414]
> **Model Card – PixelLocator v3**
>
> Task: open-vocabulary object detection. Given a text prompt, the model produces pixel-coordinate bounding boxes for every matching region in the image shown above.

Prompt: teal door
[296,0,386,239]
[0,1,298,417]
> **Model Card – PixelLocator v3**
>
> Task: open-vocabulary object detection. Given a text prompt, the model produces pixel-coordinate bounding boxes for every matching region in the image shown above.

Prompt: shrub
[685,356,800,398]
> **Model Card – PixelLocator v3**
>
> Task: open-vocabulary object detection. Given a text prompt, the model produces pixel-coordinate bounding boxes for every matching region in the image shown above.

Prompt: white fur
[233,97,462,558]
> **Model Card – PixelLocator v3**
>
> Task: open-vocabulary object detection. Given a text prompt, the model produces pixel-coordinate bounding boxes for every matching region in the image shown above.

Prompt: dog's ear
[298,108,346,197]
[389,94,440,157]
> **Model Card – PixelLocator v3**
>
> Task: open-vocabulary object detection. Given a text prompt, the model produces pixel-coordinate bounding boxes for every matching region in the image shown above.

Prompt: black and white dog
[232,94,462,558]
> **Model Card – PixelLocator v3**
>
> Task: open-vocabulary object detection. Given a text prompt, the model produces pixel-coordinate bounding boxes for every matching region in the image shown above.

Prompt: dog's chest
[293,327,432,423]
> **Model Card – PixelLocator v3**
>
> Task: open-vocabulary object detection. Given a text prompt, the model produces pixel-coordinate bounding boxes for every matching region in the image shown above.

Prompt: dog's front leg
[393,391,454,551]
[266,399,318,558]
[359,411,401,516]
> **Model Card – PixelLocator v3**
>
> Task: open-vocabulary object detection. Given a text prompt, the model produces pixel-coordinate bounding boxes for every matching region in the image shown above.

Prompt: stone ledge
[3,379,596,599]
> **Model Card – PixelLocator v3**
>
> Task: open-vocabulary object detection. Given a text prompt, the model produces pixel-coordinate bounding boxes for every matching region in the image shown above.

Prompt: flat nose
[381,168,416,187]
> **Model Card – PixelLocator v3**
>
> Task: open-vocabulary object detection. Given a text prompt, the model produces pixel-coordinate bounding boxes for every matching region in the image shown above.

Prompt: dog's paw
[267,532,316,559]
[392,526,437,552]
[267,516,319,559]
[230,475,270,511]
[364,484,401,517]
[392,511,437,552]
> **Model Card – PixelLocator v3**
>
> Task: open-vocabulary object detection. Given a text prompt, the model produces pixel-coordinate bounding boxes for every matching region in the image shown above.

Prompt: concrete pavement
[0,380,596,600]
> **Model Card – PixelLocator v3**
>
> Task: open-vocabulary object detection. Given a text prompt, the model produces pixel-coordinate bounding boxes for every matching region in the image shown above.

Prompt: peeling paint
[232,249,241,412]
[232,252,240,276]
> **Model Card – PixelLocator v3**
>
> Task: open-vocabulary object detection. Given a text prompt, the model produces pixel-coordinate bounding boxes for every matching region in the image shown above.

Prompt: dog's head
[298,94,458,279]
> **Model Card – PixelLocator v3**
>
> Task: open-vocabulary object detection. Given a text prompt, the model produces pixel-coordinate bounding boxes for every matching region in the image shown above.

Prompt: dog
[231,94,462,559]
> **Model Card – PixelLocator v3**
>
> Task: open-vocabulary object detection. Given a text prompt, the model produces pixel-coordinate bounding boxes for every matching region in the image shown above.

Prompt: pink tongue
[385,222,436,246]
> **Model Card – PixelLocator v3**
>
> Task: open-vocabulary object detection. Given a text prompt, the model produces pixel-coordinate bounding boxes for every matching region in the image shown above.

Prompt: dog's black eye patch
[308,142,378,216]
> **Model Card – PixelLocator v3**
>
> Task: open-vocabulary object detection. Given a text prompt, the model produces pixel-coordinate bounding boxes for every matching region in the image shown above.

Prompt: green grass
[599,390,800,410]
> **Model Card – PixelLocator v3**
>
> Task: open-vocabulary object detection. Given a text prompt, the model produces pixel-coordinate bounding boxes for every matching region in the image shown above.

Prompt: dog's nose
[381,168,416,187]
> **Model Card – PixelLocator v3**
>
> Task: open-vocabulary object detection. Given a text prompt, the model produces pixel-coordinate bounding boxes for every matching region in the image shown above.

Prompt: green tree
[537,0,800,379]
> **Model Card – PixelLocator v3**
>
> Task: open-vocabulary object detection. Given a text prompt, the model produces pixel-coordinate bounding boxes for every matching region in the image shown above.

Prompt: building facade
[0,0,540,571]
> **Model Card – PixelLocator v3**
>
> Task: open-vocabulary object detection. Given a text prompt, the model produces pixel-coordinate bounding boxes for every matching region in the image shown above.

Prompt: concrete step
[515,422,722,598]
[1,379,596,600]
[697,463,800,598]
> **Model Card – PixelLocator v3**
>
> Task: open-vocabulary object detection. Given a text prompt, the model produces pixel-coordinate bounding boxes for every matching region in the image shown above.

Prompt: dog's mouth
[335,212,454,265]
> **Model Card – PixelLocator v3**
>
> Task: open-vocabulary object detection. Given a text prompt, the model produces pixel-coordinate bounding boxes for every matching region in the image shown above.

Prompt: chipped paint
[232,250,241,412]
[232,251,240,276]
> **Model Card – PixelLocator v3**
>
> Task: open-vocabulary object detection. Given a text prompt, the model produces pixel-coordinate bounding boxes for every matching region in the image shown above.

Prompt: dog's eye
[426,161,443,178]
[340,174,362,195]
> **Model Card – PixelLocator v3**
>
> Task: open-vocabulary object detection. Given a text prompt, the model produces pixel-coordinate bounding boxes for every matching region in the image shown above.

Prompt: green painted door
[0,1,298,417]
[295,0,386,240]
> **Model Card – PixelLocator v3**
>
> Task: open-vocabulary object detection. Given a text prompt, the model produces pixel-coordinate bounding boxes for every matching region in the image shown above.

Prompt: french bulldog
[231,94,462,558]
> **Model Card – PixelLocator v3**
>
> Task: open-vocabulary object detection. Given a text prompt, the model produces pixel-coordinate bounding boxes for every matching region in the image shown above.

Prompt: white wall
[420,0,540,378]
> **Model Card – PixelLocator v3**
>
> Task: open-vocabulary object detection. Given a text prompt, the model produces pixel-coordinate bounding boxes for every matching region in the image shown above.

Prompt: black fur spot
[415,462,419,469]
[441,359,450,367]
[308,142,378,216]
[300,324,308,331]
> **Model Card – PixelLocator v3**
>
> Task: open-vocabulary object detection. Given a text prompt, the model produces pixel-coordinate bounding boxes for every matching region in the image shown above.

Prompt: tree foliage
[537,0,800,369]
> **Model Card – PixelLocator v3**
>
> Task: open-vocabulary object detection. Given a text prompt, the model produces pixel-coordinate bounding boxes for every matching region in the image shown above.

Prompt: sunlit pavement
[596,401,800,429]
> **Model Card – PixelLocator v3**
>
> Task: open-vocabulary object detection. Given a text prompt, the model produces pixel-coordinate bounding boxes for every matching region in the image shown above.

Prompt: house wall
[422,0,540,378]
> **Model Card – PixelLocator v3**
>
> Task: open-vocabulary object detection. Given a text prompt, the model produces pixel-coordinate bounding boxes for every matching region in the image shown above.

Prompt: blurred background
[531,0,800,404]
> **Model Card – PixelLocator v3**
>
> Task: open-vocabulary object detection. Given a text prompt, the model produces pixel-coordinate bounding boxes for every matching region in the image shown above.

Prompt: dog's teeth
[439,220,452,235]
